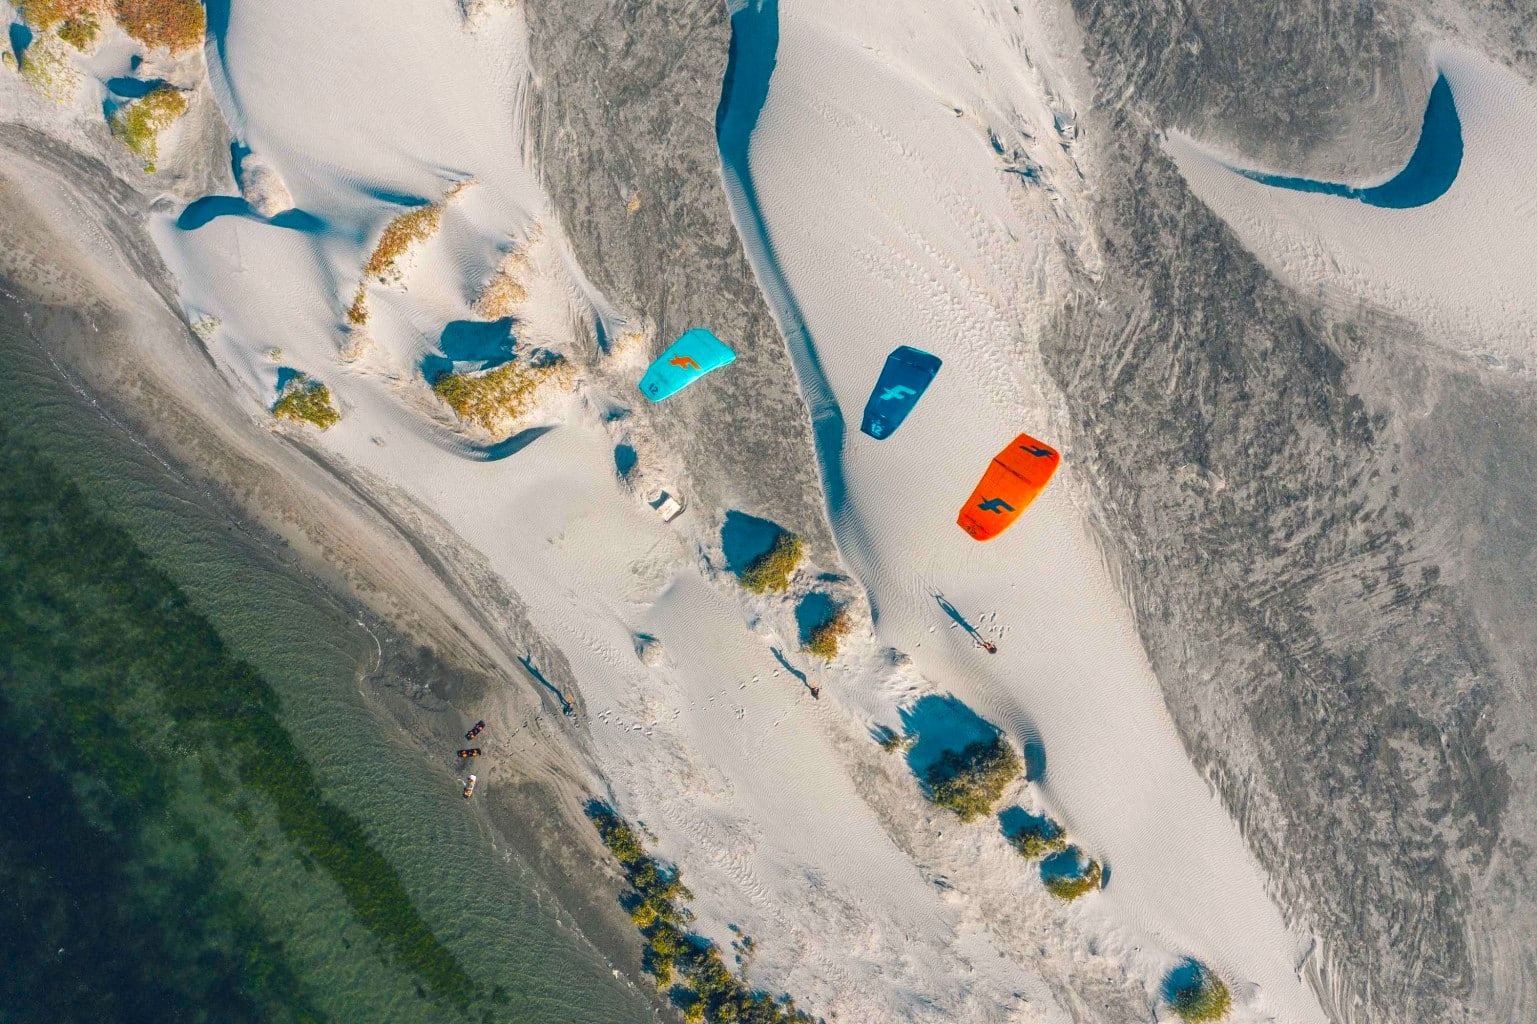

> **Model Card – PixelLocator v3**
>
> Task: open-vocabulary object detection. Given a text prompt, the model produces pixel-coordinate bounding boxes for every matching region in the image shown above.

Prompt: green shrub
[873,726,913,754]
[803,607,850,660]
[1042,851,1102,902]
[740,533,801,594]
[924,736,1020,822]
[1169,963,1233,1022]
[272,376,340,430]
[591,811,647,867]
[1008,817,1067,860]
[57,13,100,49]
[114,0,206,53]
[431,356,571,436]
[107,84,188,163]
[586,802,814,1023]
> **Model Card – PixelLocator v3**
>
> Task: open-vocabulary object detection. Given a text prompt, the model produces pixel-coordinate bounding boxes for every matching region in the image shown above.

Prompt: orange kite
[956,433,1060,541]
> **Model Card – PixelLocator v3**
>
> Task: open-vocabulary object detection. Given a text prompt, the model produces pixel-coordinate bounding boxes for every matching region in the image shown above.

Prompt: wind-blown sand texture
[1168,47,1537,374]
[144,0,1326,1018]
[7,0,1537,1020]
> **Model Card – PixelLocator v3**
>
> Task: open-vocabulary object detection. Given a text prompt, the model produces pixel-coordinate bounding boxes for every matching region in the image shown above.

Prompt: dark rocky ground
[522,0,834,562]
[1048,2,1537,1021]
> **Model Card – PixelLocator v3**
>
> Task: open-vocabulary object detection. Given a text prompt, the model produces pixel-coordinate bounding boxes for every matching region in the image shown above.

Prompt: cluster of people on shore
[459,720,486,798]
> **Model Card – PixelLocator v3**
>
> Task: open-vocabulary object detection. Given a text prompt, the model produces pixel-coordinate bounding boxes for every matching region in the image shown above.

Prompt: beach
[5,0,1535,1020]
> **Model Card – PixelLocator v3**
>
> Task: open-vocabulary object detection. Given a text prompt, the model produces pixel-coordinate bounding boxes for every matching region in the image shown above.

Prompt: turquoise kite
[639,329,736,401]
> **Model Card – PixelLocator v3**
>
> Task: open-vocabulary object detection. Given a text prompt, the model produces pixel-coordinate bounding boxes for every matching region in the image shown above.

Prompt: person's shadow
[519,652,572,715]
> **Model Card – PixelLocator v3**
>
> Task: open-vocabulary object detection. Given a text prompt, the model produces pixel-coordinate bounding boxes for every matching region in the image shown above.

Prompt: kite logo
[1019,444,1053,458]
[670,355,701,371]
[977,497,1015,514]
[880,384,916,402]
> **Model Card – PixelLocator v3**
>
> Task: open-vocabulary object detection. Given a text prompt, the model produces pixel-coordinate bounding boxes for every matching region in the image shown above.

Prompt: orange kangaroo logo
[670,355,701,371]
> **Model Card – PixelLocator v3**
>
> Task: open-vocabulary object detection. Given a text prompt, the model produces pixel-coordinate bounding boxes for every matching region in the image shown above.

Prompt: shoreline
[0,127,664,1022]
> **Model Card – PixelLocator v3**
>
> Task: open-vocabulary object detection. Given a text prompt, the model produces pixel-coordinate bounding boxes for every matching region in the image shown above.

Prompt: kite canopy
[638,329,737,401]
[860,345,942,440]
[957,433,1060,541]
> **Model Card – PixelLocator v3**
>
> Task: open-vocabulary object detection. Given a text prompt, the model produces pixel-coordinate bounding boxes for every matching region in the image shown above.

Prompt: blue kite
[859,345,942,440]
[638,328,737,402]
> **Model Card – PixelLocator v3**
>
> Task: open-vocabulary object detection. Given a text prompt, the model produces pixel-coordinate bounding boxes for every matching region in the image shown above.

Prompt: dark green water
[0,301,654,1023]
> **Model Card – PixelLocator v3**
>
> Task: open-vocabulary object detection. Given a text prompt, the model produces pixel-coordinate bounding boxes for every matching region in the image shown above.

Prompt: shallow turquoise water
[0,300,655,1024]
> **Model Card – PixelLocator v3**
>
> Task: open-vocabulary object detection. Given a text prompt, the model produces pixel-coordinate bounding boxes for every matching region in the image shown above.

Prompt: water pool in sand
[1233,74,1463,208]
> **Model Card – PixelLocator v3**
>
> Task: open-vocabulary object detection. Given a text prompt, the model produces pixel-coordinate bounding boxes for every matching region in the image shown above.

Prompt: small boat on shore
[457,748,481,758]
[465,720,486,741]
[463,774,477,799]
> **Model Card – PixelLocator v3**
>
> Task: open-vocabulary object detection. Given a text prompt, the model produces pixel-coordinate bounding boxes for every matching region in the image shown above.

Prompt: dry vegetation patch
[21,0,205,52]
[431,355,571,438]
[108,84,187,166]
[804,607,851,660]
[56,14,100,50]
[345,285,370,328]
[113,0,205,52]
[272,376,341,430]
[349,184,471,326]
[17,0,102,31]
[473,248,533,319]
[924,736,1020,822]
[18,32,81,104]
[741,533,802,594]
[363,182,470,283]
[365,203,444,280]
[17,0,107,51]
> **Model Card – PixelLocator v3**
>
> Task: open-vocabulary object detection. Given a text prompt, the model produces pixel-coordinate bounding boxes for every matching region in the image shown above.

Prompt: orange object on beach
[956,433,1060,541]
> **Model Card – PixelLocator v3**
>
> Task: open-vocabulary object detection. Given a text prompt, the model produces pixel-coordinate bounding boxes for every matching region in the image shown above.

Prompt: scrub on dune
[957,433,1060,541]
[638,329,736,401]
[859,345,941,440]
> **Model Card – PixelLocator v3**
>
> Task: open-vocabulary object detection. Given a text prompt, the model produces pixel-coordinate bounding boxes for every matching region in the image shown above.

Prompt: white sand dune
[719,1,1328,1021]
[126,0,1329,1020]
[1167,46,1537,374]
[149,2,1059,1019]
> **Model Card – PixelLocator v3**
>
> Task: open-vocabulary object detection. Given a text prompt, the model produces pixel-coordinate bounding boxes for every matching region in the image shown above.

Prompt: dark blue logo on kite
[977,497,1014,514]
[1019,445,1052,458]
